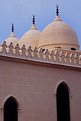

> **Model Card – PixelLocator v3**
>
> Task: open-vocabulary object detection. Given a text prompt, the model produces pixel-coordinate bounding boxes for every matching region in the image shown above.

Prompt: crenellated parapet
[0,41,81,67]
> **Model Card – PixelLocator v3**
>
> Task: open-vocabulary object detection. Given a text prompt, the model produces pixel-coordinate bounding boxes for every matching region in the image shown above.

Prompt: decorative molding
[0,42,81,67]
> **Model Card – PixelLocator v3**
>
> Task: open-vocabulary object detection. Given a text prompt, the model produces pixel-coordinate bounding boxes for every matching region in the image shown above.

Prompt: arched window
[4,97,18,121]
[56,83,70,121]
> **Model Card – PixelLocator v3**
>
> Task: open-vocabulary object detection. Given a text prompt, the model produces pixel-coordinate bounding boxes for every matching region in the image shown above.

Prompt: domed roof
[4,24,19,47]
[19,16,41,48]
[38,7,80,50]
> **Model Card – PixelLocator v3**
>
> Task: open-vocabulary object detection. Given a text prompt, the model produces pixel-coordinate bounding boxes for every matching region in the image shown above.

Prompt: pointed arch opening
[4,96,18,121]
[56,82,70,121]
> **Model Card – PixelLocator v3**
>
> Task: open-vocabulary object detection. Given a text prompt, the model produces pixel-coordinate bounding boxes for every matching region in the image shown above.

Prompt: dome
[4,32,19,47]
[38,15,80,50]
[20,25,40,48]
[19,16,41,49]
[3,24,19,47]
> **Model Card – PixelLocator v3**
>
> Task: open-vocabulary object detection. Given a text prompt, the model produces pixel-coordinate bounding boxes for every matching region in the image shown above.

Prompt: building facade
[0,6,81,121]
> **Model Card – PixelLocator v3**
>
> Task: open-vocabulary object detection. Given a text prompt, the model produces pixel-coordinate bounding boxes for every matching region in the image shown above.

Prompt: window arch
[4,96,18,121]
[56,82,70,121]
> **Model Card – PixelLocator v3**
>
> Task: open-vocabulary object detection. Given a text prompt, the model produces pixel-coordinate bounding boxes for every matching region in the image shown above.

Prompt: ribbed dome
[20,24,40,48]
[38,16,80,50]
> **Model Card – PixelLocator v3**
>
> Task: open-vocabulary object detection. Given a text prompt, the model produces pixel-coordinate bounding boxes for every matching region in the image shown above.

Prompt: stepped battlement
[0,41,81,67]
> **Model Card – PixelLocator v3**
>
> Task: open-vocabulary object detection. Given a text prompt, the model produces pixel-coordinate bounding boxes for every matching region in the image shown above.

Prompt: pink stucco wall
[0,56,81,121]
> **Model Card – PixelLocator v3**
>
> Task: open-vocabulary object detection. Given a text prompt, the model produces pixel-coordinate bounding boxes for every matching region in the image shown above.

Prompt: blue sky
[0,0,81,46]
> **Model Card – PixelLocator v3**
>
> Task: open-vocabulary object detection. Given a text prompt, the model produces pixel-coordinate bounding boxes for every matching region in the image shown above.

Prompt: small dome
[3,24,19,47]
[4,32,19,47]
[38,16,80,50]
[20,25,40,48]
[19,16,41,48]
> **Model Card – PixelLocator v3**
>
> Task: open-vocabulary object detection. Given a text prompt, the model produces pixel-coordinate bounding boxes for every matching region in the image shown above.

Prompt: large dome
[38,16,80,50]
[20,24,40,48]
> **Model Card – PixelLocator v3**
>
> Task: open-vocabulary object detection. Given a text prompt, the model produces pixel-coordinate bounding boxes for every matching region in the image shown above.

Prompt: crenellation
[0,43,81,67]
[8,42,14,55]
[21,45,26,56]
[64,52,68,58]
[27,46,32,58]
[38,48,44,59]
[44,49,50,60]
[33,47,38,59]
[2,41,7,54]
[50,50,54,61]
[15,44,20,56]
[59,51,63,57]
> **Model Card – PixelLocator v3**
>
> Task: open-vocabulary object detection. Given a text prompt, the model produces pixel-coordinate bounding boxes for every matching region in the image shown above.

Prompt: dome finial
[10,24,16,37]
[32,15,35,25]
[12,24,14,32]
[56,5,59,16]
[31,15,37,30]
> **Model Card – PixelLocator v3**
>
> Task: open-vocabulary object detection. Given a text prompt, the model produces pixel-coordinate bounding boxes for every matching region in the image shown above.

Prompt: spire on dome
[54,4,62,21]
[10,24,16,37]
[56,5,59,16]
[31,15,37,30]
[4,24,19,47]
[32,15,35,25]
[12,24,14,32]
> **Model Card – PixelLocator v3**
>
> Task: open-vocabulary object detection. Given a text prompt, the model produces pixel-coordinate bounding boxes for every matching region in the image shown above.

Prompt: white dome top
[20,24,40,48]
[38,16,80,50]
[4,25,19,47]
[4,32,19,47]
[19,16,41,49]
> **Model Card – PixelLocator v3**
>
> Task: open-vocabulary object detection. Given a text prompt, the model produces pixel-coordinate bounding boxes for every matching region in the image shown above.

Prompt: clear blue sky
[0,0,81,46]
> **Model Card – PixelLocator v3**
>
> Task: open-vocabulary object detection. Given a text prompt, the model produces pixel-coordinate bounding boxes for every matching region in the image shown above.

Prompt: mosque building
[0,5,81,121]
